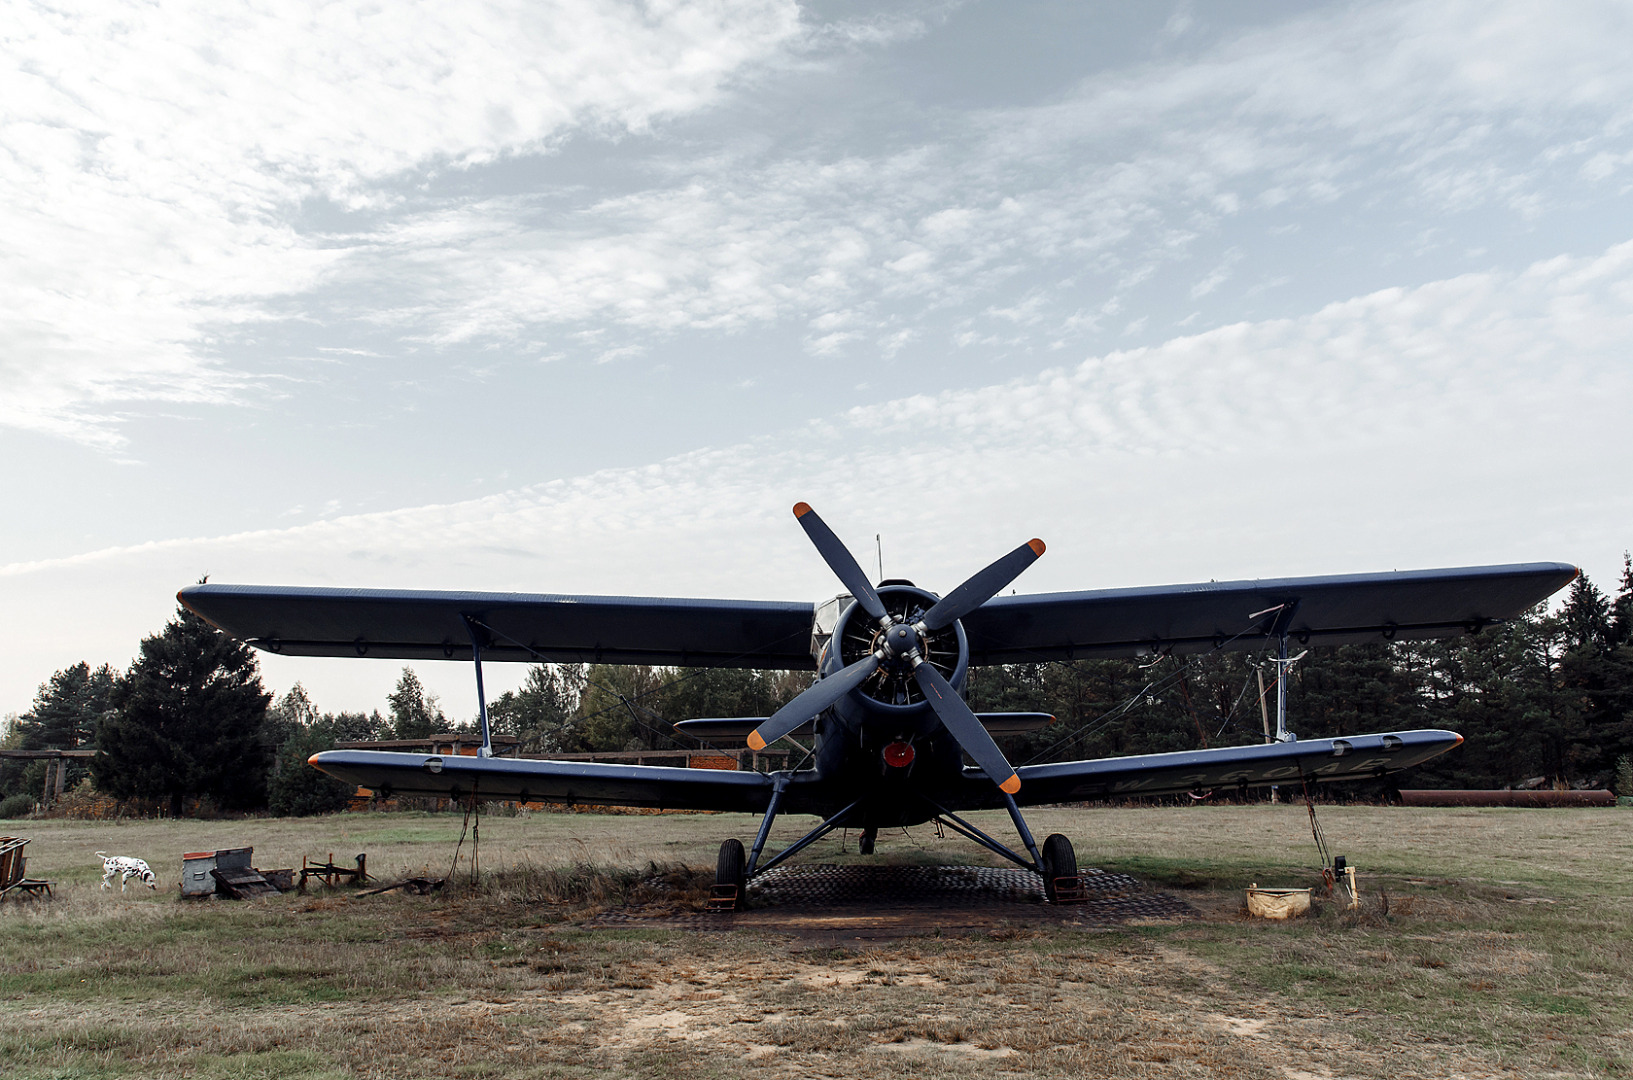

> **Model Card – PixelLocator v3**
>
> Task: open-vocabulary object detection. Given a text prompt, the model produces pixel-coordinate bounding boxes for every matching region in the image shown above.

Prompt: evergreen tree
[1596,556,1633,772]
[386,668,444,740]
[655,667,808,727]
[1556,575,1624,781]
[329,710,390,743]
[264,683,318,781]
[94,606,272,815]
[268,717,357,816]
[488,664,585,753]
[570,665,665,751]
[0,661,117,800]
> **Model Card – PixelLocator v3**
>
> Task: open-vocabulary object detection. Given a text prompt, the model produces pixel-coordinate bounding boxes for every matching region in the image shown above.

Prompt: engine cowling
[831,583,969,714]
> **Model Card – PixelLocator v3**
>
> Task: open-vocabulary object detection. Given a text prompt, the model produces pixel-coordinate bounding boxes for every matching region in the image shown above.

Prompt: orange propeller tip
[1028,538,1046,556]
[307,753,322,767]
[792,502,812,518]
[1000,774,1022,795]
[1454,733,1464,746]
[747,732,768,751]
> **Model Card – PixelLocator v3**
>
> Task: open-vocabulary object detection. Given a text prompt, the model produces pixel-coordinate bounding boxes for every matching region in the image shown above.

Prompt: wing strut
[1263,600,1304,745]
[461,615,495,758]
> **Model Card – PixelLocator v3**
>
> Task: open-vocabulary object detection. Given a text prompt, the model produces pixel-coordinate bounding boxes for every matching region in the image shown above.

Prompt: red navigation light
[883,740,915,768]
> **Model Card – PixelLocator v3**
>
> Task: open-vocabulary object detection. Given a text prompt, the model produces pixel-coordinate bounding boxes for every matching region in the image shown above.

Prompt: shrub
[0,791,35,818]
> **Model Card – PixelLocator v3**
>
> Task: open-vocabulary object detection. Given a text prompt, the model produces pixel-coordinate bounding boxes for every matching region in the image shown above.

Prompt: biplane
[179,504,1577,907]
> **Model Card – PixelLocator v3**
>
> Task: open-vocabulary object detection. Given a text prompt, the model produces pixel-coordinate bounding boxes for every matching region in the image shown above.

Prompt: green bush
[268,726,355,816]
[0,791,35,818]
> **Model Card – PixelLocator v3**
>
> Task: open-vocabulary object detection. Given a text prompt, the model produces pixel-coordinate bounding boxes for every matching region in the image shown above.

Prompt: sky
[4,0,1632,722]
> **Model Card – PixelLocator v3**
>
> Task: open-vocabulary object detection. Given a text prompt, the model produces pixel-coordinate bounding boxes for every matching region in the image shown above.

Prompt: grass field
[3,804,1630,1079]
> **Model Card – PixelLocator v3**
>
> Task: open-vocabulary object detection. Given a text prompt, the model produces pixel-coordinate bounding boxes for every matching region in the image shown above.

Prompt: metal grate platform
[747,863,1144,907]
[591,864,1195,934]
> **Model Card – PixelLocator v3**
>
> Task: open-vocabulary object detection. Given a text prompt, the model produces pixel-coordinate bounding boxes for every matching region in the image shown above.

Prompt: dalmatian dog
[97,852,158,892]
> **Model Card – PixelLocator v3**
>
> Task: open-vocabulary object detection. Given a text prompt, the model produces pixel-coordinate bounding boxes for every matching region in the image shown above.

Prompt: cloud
[5,239,1629,713]
[0,0,801,448]
[323,0,1633,366]
[9,0,1633,454]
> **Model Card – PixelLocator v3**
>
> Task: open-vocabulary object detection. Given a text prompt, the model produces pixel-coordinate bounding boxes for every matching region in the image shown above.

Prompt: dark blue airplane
[179,504,1577,907]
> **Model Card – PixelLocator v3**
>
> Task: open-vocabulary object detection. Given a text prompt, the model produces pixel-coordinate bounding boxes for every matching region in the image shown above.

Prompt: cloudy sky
[4,0,1631,721]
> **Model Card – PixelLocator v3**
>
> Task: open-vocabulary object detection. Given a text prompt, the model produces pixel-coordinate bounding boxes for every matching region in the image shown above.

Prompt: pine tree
[571,665,663,751]
[488,664,586,753]
[1557,574,1622,781]
[268,717,358,816]
[387,668,444,740]
[0,661,117,800]
[94,606,272,816]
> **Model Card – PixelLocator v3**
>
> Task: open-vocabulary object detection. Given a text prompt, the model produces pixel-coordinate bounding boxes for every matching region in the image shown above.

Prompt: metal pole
[1257,668,1272,744]
[1275,632,1289,743]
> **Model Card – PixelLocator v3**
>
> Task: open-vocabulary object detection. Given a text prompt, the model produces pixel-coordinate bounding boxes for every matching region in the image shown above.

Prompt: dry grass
[2,805,1630,1079]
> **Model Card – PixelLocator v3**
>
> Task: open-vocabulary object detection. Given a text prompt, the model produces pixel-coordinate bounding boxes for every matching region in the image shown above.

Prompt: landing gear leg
[858,827,877,855]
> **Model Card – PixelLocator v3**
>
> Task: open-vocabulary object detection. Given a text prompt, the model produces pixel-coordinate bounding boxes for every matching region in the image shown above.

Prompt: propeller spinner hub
[883,623,919,658]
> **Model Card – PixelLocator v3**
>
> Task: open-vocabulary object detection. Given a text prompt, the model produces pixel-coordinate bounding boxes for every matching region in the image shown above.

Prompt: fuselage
[803,584,978,826]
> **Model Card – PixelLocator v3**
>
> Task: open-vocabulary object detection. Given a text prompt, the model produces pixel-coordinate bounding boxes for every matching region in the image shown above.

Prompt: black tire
[716,838,746,911]
[1040,833,1077,904]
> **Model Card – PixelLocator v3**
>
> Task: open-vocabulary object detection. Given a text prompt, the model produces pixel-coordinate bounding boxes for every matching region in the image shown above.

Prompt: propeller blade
[747,653,880,751]
[912,661,1021,794]
[920,538,1046,632]
[793,502,889,623]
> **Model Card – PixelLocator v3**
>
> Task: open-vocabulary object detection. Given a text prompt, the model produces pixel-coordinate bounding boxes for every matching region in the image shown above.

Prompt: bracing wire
[1015,615,1278,766]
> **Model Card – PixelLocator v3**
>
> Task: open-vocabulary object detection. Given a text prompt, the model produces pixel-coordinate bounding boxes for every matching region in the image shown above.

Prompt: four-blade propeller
[747,503,1044,795]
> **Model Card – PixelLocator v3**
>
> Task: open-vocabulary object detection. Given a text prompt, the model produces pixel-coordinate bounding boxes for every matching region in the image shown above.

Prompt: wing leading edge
[179,584,817,669]
[308,750,796,812]
[181,562,1574,672]
[960,562,1578,664]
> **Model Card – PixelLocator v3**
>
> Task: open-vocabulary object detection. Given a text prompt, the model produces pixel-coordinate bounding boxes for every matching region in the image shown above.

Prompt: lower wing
[959,729,1461,809]
[309,750,781,812]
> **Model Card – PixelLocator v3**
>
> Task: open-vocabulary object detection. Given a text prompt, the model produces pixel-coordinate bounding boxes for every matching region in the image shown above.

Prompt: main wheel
[1040,833,1077,903]
[715,838,746,911]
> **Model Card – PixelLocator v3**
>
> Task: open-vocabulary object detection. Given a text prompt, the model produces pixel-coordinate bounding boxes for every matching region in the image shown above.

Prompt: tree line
[2,557,1630,817]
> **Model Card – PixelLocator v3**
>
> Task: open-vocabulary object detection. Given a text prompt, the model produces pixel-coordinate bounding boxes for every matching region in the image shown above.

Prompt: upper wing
[309,750,792,811]
[960,562,1578,664]
[953,729,1462,810]
[179,584,817,669]
[181,562,1575,671]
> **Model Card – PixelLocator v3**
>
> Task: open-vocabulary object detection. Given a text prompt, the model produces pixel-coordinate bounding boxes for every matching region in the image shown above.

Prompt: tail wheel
[1040,833,1077,904]
[715,838,746,911]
